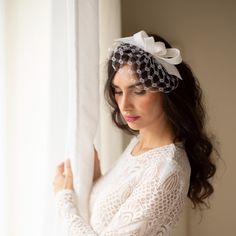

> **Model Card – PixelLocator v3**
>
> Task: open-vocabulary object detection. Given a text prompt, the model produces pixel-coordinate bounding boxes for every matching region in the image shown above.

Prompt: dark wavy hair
[104,33,217,209]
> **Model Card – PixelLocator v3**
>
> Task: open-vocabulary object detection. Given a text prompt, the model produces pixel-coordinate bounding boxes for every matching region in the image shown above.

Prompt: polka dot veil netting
[109,30,183,93]
[111,43,180,93]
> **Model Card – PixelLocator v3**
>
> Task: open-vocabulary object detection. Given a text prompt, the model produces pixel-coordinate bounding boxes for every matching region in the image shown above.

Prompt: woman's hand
[53,159,74,194]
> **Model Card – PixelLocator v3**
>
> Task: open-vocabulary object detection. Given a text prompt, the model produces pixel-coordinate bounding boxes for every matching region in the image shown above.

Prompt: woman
[53,31,217,235]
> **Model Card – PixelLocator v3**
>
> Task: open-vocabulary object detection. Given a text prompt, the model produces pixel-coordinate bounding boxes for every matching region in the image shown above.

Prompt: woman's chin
[127,123,141,131]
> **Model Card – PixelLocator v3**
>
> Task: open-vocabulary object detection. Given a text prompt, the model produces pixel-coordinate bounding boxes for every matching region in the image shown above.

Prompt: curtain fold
[65,0,123,221]
[65,0,124,225]
[52,1,99,234]
[73,0,99,221]
[98,0,123,174]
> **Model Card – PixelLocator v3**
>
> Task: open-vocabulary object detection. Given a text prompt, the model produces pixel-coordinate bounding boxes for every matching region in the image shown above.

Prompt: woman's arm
[54,160,188,236]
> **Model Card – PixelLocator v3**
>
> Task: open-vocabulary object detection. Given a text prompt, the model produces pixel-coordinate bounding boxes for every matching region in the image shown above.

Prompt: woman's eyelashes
[114,90,122,95]
[134,90,146,95]
[114,89,146,95]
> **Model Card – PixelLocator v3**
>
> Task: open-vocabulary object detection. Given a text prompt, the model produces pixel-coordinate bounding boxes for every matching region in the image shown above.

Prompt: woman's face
[112,65,166,131]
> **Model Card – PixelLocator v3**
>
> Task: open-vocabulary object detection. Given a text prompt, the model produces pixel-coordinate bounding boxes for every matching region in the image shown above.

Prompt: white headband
[114,30,183,80]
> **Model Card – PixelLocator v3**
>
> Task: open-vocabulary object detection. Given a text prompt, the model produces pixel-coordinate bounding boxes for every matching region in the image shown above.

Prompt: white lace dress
[55,136,191,235]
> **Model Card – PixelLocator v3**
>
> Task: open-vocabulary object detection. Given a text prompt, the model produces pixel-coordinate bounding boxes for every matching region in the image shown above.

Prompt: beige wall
[121,0,236,235]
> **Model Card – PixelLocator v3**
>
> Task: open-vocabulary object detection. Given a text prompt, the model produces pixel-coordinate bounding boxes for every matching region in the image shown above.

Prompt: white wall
[121,0,236,235]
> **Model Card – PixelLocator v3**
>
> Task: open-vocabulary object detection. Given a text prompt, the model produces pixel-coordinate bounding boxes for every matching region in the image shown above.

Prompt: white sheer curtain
[98,0,123,174]
[51,0,123,234]
[52,0,100,234]
[2,1,51,236]
[64,0,100,223]
[0,0,7,235]
[1,0,122,236]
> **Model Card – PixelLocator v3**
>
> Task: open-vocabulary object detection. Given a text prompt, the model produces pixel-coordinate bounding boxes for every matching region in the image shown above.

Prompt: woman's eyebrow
[129,82,143,88]
[111,83,119,88]
[111,82,143,89]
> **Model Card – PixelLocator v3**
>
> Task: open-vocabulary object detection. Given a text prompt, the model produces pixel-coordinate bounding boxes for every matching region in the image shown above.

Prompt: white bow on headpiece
[115,30,183,79]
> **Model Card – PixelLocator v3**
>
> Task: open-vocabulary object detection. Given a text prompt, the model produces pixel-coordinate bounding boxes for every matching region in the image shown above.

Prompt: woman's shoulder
[122,136,191,176]
[142,143,191,180]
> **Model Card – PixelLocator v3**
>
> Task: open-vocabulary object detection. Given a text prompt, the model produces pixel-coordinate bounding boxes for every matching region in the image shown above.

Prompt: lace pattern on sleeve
[100,164,187,235]
[55,159,189,236]
[56,189,98,235]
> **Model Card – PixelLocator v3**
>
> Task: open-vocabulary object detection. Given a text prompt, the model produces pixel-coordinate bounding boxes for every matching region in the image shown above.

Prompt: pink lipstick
[124,115,140,123]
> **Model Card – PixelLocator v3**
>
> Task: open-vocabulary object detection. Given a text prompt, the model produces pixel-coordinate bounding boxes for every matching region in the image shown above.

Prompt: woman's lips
[124,115,140,123]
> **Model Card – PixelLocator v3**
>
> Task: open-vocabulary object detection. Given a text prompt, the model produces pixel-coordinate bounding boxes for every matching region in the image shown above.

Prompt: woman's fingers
[55,159,73,177]
[65,159,73,177]
[56,162,64,175]
[64,159,74,189]
[53,159,74,193]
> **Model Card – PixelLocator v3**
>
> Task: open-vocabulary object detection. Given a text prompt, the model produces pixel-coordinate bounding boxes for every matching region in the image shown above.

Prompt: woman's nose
[120,94,132,111]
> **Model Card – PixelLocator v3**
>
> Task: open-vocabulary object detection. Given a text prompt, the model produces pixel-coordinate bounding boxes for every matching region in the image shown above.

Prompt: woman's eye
[114,90,122,95]
[134,90,146,95]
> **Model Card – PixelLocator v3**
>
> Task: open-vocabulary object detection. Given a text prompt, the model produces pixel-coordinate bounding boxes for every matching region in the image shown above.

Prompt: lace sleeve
[55,189,98,235]
[55,161,189,236]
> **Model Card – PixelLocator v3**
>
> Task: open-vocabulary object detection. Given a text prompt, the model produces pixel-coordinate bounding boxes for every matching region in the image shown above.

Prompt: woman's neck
[137,121,175,150]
